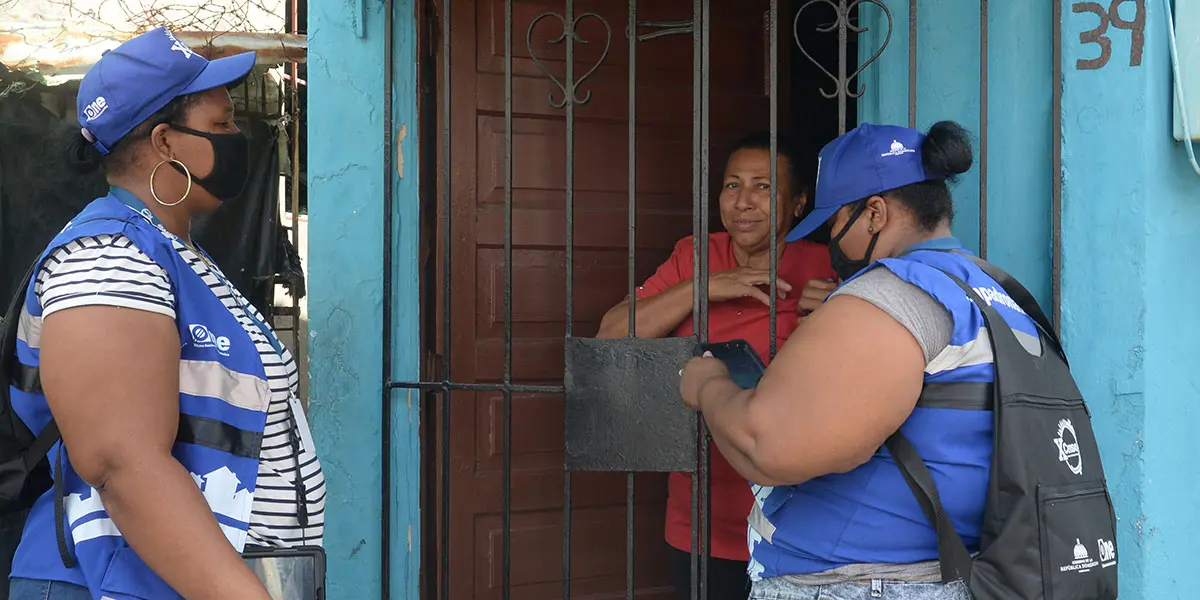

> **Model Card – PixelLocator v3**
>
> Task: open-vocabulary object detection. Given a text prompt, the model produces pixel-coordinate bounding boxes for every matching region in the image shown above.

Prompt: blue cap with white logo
[77,27,256,155]
[785,122,942,242]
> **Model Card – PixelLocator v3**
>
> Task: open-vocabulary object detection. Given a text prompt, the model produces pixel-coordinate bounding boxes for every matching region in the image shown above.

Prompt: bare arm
[40,306,271,600]
[596,280,695,339]
[684,295,926,485]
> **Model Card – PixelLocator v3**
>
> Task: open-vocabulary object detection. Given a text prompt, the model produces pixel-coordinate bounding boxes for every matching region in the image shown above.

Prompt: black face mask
[829,203,880,282]
[170,126,250,202]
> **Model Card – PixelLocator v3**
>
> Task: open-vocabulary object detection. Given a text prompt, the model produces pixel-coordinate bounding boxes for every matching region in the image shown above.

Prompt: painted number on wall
[1073,0,1145,70]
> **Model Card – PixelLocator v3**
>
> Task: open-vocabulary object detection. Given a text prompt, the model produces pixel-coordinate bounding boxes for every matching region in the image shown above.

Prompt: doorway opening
[410,1,881,598]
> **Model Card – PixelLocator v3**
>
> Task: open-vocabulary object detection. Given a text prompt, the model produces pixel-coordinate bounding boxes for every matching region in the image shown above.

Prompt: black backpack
[887,254,1118,600]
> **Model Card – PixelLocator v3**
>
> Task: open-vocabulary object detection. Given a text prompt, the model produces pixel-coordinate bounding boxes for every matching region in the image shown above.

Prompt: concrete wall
[1061,0,1200,597]
[307,0,420,596]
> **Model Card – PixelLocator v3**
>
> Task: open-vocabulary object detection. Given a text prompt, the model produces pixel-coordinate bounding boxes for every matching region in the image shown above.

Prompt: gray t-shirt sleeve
[828,267,954,364]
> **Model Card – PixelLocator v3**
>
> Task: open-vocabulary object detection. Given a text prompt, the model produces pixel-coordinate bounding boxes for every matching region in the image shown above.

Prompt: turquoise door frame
[307,0,421,597]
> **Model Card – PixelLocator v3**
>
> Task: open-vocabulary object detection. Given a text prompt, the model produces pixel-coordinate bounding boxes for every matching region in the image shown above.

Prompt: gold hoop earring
[149,159,192,207]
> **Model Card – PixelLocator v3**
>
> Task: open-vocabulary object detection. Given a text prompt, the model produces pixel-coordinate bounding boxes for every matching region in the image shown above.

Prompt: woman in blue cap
[678,121,1042,599]
[8,28,322,599]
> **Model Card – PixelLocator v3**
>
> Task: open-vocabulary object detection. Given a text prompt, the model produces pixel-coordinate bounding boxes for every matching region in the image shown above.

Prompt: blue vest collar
[899,236,965,254]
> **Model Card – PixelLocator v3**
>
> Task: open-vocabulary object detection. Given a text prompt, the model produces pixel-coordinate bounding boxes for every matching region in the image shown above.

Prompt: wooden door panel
[474,504,673,599]
[436,0,777,596]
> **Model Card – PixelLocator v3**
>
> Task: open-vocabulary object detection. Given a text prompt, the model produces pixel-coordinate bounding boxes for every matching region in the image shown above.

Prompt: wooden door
[432,0,779,597]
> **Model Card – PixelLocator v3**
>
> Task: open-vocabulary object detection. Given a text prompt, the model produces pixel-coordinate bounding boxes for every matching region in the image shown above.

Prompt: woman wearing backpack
[8,28,322,599]
[677,121,1042,599]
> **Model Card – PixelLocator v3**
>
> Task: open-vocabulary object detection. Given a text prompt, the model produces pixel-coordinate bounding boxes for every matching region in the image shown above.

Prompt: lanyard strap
[108,188,287,357]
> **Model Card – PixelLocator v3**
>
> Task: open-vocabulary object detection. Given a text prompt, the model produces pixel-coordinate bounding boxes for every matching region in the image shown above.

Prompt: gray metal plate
[563,336,699,472]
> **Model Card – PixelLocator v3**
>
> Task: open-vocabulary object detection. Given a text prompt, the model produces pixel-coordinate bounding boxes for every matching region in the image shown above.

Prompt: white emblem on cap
[881,140,915,157]
[163,30,195,59]
[83,97,108,122]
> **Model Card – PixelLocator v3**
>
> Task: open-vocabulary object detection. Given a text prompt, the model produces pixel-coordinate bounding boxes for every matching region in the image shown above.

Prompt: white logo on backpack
[1060,538,1100,574]
[1054,418,1083,475]
[1098,537,1117,568]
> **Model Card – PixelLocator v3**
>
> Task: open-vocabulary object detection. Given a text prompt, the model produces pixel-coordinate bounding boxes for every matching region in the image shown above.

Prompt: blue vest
[9,190,275,599]
[747,238,1040,580]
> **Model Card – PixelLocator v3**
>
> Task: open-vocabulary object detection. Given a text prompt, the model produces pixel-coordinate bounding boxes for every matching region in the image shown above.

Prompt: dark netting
[0,67,304,312]
[0,70,104,302]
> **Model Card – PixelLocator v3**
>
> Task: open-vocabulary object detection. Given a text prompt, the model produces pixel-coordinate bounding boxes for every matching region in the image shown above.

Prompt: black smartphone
[696,340,767,389]
[244,546,326,600]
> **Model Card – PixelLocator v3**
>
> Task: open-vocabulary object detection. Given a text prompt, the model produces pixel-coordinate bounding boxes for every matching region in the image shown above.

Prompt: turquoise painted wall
[1061,0,1200,597]
[307,0,421,597]
[858,0,1054,310]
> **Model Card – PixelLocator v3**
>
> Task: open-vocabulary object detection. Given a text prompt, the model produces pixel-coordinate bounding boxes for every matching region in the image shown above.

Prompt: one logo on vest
[1059,538,1100,574]
[189,323,231,356]
[1054,418,1083,475]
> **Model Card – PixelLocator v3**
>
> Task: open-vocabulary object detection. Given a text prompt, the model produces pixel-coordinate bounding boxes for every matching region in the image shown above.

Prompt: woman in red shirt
[597,132,837,599]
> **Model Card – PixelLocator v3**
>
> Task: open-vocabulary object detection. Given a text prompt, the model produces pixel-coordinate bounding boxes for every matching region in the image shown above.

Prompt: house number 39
[1073,0,1145,70]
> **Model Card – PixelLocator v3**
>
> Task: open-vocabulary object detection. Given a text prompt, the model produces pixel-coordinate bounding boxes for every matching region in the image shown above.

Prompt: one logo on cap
[164,30,196,59]
[880,139,915,157]
[83,97,108,122]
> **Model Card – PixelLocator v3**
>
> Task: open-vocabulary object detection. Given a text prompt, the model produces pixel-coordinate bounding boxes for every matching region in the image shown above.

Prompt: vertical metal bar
[382,0,394,593]
[908,0,917,128]
[768,0,779,361]
[625,1,638,599]
[502,0,514,597]
[689,1,703,597]
[698,3,712,599]
[289,0,302,355]
[1051,0,1063,330]
[837,0,848,134]
[562,0,578,596]
[979,0,988,260]
[440,0,453,597]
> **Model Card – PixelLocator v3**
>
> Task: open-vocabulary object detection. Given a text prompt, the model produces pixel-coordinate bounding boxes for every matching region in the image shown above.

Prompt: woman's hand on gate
[707,267,792,305]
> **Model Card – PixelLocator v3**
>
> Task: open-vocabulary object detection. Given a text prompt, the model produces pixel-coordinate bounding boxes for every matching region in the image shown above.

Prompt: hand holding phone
[695,340,766,389]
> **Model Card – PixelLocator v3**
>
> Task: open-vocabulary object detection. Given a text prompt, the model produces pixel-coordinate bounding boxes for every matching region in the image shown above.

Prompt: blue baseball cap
[77,27,256,155]
[785,123,942,242]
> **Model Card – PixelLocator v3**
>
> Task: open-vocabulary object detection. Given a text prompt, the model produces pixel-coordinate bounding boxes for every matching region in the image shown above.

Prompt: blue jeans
[9,578,92,600]
[750,577,973,600]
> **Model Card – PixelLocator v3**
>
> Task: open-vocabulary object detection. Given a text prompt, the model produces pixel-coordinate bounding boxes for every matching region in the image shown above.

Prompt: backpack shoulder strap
[951,251,1066,362]
[885,432,974,584]
[1,260,39,395]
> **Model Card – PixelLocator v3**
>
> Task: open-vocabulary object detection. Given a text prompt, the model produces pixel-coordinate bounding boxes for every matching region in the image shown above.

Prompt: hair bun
[921,121,973,182]
[63,125,103,175]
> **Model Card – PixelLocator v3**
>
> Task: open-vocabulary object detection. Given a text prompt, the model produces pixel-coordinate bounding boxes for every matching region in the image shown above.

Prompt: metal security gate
[375,0,1059,597]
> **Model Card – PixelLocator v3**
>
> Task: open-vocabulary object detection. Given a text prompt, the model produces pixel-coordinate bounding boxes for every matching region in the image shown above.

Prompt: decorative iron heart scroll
[794,0,894,100]
[526,12,613,109]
